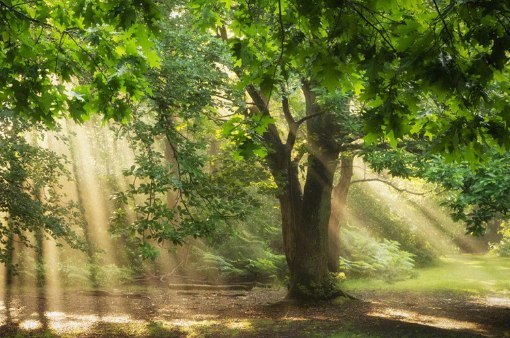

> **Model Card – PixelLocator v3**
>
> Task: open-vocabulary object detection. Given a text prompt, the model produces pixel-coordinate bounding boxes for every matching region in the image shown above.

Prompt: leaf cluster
[0,0,160,124]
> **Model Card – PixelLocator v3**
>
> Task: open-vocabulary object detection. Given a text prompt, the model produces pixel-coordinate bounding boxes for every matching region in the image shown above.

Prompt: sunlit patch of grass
[342,254,510,295]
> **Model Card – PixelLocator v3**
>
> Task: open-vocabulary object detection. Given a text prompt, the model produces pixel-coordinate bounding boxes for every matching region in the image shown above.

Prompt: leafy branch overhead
[0,0,160,124]
[192,0,510,160]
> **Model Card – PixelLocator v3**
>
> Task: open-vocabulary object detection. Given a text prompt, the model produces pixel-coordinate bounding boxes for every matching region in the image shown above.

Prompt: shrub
[192,247,286,283]
[347,185,438,265]
[339,226,417,282]
[490,222,510,257]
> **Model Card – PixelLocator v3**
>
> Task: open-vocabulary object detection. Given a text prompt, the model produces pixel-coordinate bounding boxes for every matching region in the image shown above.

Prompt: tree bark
[5,221,15,286]
[285,81,343,300]
[328,156,354,272]
[245,80,347,300]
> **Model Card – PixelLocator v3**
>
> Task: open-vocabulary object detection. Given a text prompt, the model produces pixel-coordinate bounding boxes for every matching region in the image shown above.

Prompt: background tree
[111,1,260,262]
[0,111,83,275]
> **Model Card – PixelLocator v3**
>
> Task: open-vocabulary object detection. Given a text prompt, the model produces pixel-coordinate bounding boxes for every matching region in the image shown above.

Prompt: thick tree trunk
[328,156,354,272]
[284,81,343,300]
[278,165,300,270]
[245,80,347,300]
[287,151,340,299]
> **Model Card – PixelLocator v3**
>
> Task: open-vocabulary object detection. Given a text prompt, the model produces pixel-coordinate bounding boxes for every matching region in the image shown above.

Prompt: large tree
[190,0,510,300]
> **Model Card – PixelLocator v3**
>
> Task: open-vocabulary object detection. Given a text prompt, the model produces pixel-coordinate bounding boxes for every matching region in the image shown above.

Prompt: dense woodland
[1,0,510,337]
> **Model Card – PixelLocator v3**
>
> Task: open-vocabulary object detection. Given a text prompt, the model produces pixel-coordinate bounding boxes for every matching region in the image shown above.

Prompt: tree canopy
[0,0,160,124]
[192,0,510,159]
[1,0,510,302]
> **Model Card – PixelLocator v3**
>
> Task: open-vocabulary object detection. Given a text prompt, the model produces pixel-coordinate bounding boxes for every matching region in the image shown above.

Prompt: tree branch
[351,6,397,53]
[282,95,295,126]
[0,0,52,28]
[282,94,300,150]
[432,0,454,43]
[350,178,428,196]
[296,112,323,126]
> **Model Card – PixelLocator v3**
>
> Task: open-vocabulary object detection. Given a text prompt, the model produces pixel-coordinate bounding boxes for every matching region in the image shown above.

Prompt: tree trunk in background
[34,224,45,288]
[34,183,45,288]
[163,137,180,209]
[328,156,354,272]
[163,135,193,274]
[5,221,15,286]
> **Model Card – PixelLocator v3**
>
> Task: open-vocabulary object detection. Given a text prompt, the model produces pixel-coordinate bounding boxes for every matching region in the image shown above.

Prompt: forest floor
[0,255,509,337]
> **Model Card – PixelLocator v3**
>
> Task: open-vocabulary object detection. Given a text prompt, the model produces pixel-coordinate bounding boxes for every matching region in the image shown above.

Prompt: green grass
[342,254,510,295]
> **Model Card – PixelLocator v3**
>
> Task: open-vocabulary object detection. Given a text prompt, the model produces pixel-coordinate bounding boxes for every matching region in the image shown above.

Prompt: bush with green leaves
[339,227,416,282]
[490,222,510,257]
[347,185,437,265]
[192,245,286,284]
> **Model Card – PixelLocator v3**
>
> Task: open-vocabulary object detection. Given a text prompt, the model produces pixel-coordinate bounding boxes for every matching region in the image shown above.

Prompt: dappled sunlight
[46,312,99,332]
[281,316,308,322]
[225,320,253,330]
[0,269,508,337]
[19,319,43,330]
[169,318,220,328]
[12,311,147,333]
[367,307,485,334]
[470,296,510,308]
[1,308,258,336]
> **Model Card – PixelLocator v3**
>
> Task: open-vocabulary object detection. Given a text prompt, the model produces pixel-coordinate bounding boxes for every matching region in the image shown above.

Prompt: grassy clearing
[342,254,510,295]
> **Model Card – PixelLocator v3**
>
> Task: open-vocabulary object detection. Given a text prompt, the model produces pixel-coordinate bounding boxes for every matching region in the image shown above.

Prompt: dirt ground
[0,286,509,337]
